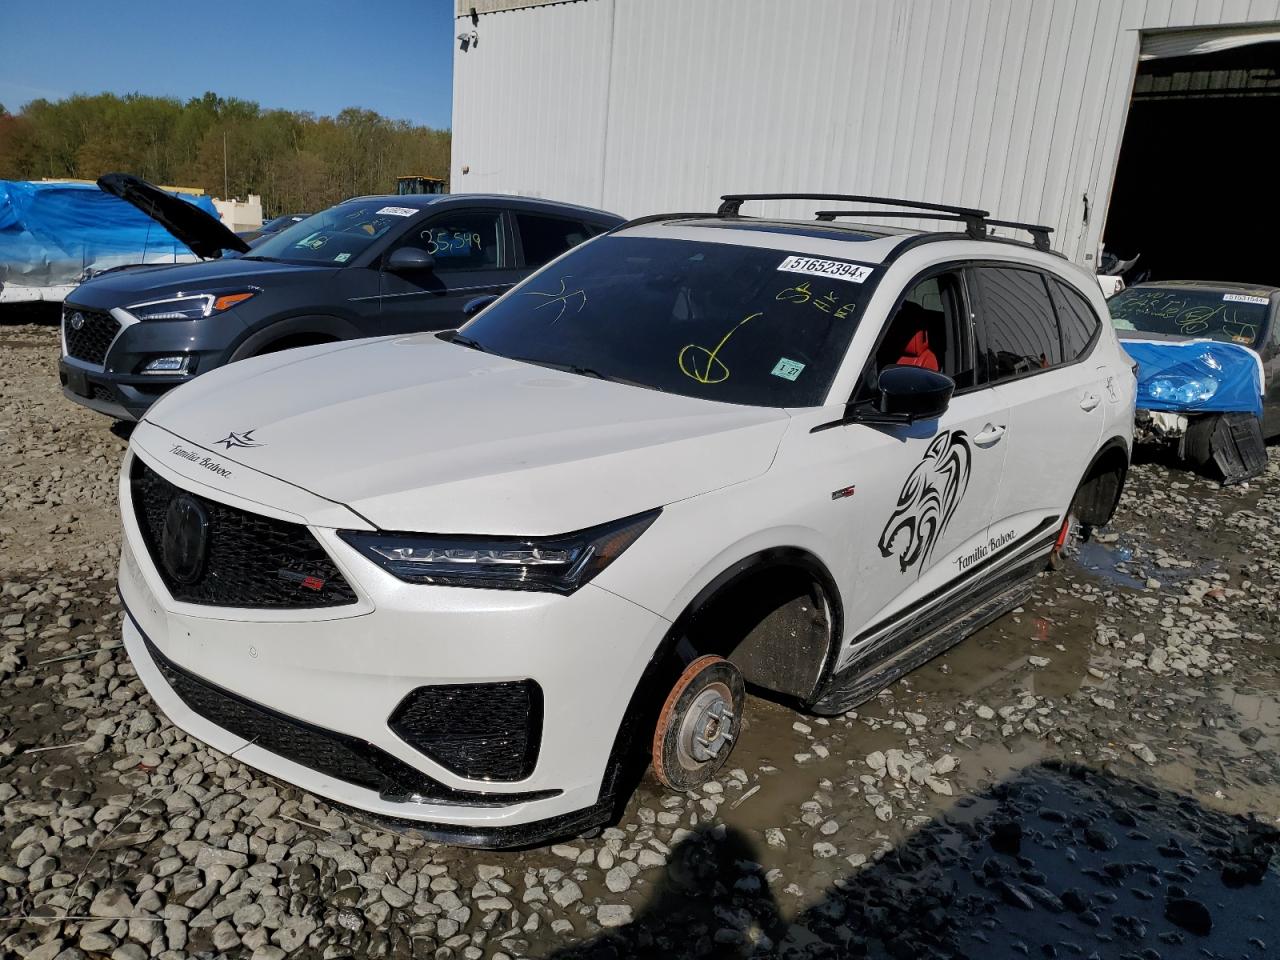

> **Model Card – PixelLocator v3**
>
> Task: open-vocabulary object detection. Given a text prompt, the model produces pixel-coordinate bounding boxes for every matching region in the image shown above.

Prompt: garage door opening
[1102,40,1280,287]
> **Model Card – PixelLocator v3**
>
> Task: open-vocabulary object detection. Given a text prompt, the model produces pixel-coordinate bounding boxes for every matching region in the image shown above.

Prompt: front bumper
[59,298,246,420]
[118,445,670,845]
[60,357,188,421]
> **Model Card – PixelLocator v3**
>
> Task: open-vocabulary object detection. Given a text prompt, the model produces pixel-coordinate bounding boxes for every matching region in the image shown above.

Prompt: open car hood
[97,173,250,259]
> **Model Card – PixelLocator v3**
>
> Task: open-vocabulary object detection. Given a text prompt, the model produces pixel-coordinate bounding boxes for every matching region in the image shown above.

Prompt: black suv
[58,175,622,420]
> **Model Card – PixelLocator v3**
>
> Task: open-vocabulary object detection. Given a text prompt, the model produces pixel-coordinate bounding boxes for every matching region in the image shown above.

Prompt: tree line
[0,92,451,216]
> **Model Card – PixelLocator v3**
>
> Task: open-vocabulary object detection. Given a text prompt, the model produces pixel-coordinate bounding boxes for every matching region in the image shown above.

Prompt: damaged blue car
[1110,281,1278,482]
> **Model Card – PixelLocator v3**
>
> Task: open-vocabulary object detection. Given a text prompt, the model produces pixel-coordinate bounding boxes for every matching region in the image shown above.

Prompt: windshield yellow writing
[1112,291,1259,340]
[678,312,761,384]
[776,281,855,318]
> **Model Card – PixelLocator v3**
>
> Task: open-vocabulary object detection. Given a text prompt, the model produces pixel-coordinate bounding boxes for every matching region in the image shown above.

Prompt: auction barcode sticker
[777,255,873,283]
[1223,293,1270,305]
[376,206,419,217]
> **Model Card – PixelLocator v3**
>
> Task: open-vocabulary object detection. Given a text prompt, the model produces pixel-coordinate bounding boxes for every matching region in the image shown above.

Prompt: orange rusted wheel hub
[652,655,745,791]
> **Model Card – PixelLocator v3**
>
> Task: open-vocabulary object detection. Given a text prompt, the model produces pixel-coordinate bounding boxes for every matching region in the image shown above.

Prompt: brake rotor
[652,655,746,791]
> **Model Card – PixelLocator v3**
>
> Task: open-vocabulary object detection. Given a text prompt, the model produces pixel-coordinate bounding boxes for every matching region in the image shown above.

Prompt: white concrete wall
[213,195,263,233]
[452,0,1280,266]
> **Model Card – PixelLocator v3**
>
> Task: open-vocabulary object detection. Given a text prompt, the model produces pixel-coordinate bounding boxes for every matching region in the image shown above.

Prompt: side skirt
[809,546,1050,716]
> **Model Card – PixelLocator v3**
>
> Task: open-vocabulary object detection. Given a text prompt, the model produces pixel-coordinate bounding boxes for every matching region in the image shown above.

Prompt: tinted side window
[973,267,1062,383]
[516,214,592,267]
[394,212,502,270]
[1050,279,1102,360]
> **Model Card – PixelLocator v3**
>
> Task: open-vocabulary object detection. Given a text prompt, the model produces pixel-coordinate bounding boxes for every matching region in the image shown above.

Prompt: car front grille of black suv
[63,306,121,365]
[130,457,358,609]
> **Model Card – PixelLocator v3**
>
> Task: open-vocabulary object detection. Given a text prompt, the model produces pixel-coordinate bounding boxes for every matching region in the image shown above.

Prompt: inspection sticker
[777,255,873,284]
[771,357,806,381]
[1223,294,1269,305]
[376,206,418,217]
[334,252,351,263]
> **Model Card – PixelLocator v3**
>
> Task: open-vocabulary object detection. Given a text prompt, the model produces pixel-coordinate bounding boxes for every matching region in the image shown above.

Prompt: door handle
[973,424,1005,445]
[1080,393,1101,412]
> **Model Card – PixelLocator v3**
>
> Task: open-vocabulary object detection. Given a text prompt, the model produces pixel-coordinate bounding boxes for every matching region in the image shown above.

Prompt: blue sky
[2,0,456,128]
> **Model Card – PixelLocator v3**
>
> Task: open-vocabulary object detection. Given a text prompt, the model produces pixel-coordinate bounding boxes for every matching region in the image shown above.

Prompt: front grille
[389,682,542,781]
[141,632,558,806]
[130,458,357,608]
[63,306,120,365]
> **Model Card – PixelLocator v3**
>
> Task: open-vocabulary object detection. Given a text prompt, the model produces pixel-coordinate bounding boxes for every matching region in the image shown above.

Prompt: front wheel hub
[682,686,734,764]
[652,655,746,791]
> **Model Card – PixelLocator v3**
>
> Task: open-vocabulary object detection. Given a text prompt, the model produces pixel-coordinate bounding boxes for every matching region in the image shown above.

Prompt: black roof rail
[814,210,976,227]
[611,199,1057,254]
[985,218,1054,253]
[718,193,989,238]
[814,210,1055,253]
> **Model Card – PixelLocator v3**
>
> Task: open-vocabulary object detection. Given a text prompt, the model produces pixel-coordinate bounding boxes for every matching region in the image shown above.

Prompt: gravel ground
[2,318,1278,959]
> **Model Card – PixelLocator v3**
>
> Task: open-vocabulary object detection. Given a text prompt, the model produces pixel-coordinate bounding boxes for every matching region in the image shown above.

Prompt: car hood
[97,173,250,258]
[144,334,791,534]
[71,256,335,304]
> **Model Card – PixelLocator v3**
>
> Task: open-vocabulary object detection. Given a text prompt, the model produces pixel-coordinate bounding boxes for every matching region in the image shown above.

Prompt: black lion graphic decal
[878,430,973,573]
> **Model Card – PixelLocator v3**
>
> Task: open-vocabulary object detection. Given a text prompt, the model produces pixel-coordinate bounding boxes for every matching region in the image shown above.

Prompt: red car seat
[897,329,939,372]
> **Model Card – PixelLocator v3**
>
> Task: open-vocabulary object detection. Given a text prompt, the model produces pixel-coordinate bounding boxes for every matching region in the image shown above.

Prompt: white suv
[117,193,1136,847]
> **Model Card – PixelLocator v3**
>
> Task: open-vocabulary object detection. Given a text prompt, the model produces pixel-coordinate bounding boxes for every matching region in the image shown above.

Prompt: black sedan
[237,213,311,245]
[58,175,622,420]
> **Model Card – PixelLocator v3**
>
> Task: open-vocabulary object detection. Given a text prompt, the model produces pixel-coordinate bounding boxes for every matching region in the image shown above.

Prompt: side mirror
[463,294,499,317]
[875,365,955,420]
[386,247,435,272]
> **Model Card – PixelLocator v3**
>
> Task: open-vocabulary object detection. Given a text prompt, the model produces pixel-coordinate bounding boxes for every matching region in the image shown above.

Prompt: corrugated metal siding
[451,0,1280,265]
[451,0,613,203]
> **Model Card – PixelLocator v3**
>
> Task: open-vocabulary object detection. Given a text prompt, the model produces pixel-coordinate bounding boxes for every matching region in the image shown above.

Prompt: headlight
[338,509,660,593]
[127,290,257,321]
[1147,375,1218,406]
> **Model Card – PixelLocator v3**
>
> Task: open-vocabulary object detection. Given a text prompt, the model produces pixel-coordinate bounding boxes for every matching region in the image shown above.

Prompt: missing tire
[652,655,745,791]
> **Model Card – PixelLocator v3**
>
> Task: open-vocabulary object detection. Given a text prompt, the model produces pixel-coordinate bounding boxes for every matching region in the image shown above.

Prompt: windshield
[460,235,876,406]
[1109,286,1271,346]
[261,214,305,233]
[248,201,418,265]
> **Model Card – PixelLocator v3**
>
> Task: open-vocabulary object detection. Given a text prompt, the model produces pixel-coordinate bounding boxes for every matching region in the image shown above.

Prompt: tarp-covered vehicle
[1110,281,1279,482]
[0,178,225,303]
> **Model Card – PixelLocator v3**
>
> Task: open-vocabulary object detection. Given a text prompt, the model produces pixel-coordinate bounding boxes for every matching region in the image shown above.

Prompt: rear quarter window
[973,266,1062,383]
[1050,279,1102,360]
[516,214,594,268]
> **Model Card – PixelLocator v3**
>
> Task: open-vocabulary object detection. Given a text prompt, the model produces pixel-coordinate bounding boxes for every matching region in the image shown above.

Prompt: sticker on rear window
[777,255,873,284]
[771,357,806,381]
[376,206,418,217]
[1223,293,1269,305]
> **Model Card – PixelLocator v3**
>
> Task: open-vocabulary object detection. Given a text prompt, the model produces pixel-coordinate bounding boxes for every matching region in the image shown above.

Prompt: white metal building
[451,0,1280,282]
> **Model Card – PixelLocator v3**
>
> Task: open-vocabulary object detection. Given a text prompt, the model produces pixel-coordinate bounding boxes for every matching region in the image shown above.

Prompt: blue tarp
[1122,338,1264,419]
[0,180,218,288]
